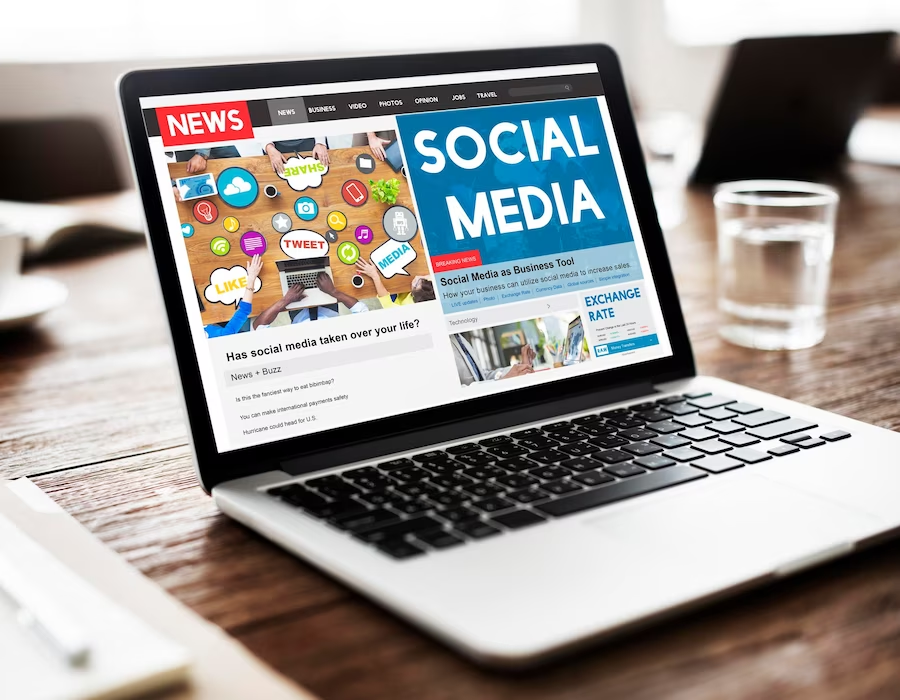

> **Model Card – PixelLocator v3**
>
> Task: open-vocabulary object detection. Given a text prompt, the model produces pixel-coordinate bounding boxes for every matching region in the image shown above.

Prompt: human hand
[245,255,263,288]
[355,257,379,280]
[520,344,536,368]
[312,143,330,166]
[284,284,306,304]
[266,144,287,176]
[367,133,390,161]
[503,363,534,379]
[172,185,182,202]
[316,271,336,295]
[186,154,207,173]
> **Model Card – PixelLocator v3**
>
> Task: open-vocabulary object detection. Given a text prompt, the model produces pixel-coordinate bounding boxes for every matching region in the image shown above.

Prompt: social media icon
[272,213,293,233]
[327,211,347,231]
[240,231,267,255]
[210,236,231,256]
[294,196,318,221]
[181,223,194,238]
[193,199,218,224]
[223,216,240,233]
[337,241,360,265]
[355,225,373,244]
[325,230,339,244]
[216,167,259,208]
[382,205,418,242]
[341,179,368,207]
[355,154,376,174]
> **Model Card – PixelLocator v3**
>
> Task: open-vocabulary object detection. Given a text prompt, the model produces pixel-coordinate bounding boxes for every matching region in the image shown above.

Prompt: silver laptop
[276,257,336,309]
[120,45,900,669]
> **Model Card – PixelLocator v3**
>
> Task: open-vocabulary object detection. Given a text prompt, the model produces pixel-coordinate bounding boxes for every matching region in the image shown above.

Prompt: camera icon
[294,196,319,221]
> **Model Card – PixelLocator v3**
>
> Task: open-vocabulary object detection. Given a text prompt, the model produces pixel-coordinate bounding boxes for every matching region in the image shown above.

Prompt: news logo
[155,101,254,147]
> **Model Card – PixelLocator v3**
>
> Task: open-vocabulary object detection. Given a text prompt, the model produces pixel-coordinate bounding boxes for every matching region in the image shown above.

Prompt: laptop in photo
[275,257,337,309]
[120,45,900,668]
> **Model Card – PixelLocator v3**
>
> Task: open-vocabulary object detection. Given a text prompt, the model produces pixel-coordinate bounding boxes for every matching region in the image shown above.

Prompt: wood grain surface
[3,161,900,699]
[170,146,427,325]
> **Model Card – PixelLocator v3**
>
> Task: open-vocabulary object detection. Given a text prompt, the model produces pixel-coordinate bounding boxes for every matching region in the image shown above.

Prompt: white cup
[0,228,24,304]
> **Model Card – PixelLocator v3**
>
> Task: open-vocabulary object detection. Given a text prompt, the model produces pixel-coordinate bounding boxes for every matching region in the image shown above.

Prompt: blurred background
[0,0,898,238]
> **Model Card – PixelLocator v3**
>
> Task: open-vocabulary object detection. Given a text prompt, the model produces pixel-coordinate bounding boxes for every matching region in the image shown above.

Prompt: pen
[0,555,92,667]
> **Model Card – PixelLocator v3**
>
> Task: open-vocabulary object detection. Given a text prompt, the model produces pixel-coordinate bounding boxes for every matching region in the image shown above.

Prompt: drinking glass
[714,180,838,350]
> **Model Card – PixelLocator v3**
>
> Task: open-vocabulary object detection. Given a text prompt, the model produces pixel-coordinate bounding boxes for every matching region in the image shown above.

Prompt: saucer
[0,275,69,331]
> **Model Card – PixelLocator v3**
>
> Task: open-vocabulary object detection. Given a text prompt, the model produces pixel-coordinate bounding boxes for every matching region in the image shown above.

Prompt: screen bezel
[119,44,696,491]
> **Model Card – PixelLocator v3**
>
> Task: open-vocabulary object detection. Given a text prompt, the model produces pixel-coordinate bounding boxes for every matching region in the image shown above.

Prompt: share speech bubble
[204,265,262,306]
[370,239,417,278]
[279,156,327,191]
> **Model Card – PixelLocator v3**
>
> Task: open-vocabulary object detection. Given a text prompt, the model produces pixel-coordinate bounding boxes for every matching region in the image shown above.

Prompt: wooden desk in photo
[4,159,900,700]
[169,147,427,325]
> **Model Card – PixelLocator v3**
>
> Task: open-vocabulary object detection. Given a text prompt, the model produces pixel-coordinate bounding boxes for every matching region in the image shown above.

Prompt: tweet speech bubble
[204,265,262,306]
[280,229,329,259]
[279,156,327,191]
[370,239,416,278]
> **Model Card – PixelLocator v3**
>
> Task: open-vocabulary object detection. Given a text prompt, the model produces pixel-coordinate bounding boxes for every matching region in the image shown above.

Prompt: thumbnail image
[451,312,588,386]
[166,131,433,338]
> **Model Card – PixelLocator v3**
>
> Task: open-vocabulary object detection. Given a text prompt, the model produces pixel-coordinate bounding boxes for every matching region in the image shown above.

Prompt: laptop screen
[139,63,673,453]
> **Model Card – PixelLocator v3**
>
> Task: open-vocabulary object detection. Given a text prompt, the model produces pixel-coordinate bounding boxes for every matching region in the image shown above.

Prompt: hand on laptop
[284,284,307,304]
[367,132,390,161]
[316,272,336,296]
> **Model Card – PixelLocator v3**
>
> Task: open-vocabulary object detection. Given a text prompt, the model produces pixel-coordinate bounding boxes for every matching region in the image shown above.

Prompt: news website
[140,63,672,453]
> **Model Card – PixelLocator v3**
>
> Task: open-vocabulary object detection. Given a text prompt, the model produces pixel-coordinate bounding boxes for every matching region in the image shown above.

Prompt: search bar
[508,84,573,97]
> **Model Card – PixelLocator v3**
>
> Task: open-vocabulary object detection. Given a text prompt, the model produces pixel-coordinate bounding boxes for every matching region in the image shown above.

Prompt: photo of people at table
[167,130,434,337]
[452,313,589,386]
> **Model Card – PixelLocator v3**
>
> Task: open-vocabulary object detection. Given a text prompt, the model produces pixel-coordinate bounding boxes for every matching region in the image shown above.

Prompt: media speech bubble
[204,265,262,306]
[279,156,327,191]
[370,238,417,278]
[280,229,329,259]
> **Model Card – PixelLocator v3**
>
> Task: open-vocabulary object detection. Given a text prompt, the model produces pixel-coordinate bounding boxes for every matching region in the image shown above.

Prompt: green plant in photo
[369,178,401,204]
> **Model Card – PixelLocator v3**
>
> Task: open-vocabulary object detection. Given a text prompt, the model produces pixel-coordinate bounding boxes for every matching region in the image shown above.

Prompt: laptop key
[437,506,481,523]
[462,483,505,498]
[429,473,472,489]
[480,435,513,447]
[589,435,629,449]
[645,420,685,434]
[594,449,632,464]
[356,515,444,543]
[728,447,772,464]
[605,417,645,429]
[535,466,707,517]
[633,455,677,470]
[529,465,571,481]
[431,491,469,508]
[618,428,658,441]
[376,540,425,559]
[700,407,737,421]
[560,441,596,457]
[316,484,363,500]
[496,473,539,489]
[578,423,617,437]
[733,410,790,428]
[518,436,561,450]
[411,451,446,464]
[635,409,672,423]
[492,510,547,529]
[686,395,735,409]
[746,418,817,440]
[605,463,647,478]
[508,488,551,504]
[389,467,433,483]
[572,470,616,486]
[694,439,733,455]
[571,414,602,425]
[487,444,529,459]
[691,455,744,474]
[394,499,432,515]
[673,413,711,428]
[424,461,465,475]
[446,442,480,455]
[680,427,718,442]
[335,508,399,532]
[546,428,590,443]
[542,479,583,495]
[529,449,570,464]
[682,391,712,399]
[621,442,663,456]
[511,428,543,439]
[726,402,763,415]
[665,446,705,462]
[454,521,502,539]
[357,489,393,507]
[454,451,496,467]
[782,434,811,444]
[415,529,464,549]
[660,402,698,416]
[821,430,851,442]
[561,456,604,472]
[656,395,686,405]
[650,433,691,449]
[768,444,800,456]
[600,407,631,417]
[543,421,571,431]
[720,432,760,447]
[708,420,745,434]
[342,466,380,480]
[795,437,826,449]
[280,487,329,512]
[498,457,538,472]
[461,465,505,480]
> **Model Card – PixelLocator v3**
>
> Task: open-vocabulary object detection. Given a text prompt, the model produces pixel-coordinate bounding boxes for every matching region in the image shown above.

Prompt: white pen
[0,555,91,667]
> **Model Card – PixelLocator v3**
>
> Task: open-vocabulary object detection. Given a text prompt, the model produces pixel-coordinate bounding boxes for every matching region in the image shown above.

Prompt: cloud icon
[223,176,252,196]
[204,265,262,306]
[279,156,327,191]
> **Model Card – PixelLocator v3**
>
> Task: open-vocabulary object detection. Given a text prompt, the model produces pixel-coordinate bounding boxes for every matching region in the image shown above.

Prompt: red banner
[429,250,483,273]
[155,101,253,147]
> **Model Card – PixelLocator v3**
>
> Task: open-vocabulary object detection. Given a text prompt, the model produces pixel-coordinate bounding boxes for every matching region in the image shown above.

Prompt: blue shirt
[205,300,252,338]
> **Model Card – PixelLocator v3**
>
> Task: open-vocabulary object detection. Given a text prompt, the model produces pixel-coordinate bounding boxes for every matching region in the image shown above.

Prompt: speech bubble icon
[279,156,327,191]
[370,238,417,278]
[204,265,262,306]
[279,229,329,259]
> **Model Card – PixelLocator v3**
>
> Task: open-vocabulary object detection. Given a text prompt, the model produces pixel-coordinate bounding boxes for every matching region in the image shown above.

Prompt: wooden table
[170,147,428,325]
[3,161,900,700]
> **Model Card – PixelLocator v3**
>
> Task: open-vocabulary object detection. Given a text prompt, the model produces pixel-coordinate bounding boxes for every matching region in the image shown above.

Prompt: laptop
[691,32,896,184]
[120,45,900,668]
[275,257,336,309]
[561,317,585,367]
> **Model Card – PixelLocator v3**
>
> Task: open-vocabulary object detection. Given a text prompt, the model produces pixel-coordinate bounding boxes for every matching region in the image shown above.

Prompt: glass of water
[714,180,838,350]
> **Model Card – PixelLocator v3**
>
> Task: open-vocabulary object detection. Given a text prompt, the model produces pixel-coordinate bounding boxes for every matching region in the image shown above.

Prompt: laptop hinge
[280,380,656,477]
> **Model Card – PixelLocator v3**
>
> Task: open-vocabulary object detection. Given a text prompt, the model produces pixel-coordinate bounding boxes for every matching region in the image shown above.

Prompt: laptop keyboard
[285,271,321,289]
[265,392,851,559]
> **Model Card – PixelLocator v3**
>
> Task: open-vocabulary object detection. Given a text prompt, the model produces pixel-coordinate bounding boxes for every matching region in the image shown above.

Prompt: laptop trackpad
[583,472,879,580]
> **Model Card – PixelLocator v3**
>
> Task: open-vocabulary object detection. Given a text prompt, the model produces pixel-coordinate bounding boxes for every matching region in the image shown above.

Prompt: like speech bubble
[370,239,417,278]
[204,265,262,306]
